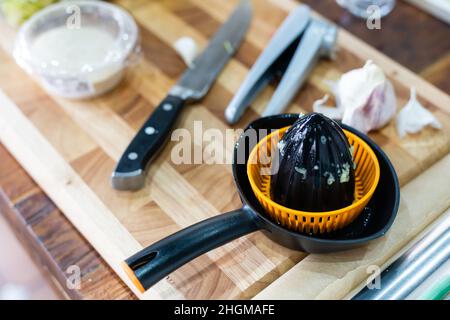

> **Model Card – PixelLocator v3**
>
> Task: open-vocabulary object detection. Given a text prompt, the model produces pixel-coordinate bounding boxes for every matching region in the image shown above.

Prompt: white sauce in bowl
[32,26,121,74]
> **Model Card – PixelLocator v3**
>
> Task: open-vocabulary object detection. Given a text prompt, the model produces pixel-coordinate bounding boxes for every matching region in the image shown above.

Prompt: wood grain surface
[304,0,450,77]
[0,145,134,300]
[0,0,449,299]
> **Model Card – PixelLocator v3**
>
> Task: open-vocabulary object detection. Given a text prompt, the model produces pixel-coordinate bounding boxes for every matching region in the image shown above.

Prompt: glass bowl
[14,0,140,99]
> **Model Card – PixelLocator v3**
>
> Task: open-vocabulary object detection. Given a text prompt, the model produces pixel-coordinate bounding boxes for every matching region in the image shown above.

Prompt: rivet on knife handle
[111,95,185,191]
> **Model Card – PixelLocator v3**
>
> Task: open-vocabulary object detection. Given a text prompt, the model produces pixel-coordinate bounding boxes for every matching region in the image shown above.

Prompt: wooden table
[0,0,449,299]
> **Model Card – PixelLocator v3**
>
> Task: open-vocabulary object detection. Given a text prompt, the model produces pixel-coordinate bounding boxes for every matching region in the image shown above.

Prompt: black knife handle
[111,95,185,190]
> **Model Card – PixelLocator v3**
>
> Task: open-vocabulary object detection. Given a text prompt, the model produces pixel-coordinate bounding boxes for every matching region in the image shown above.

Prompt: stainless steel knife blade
[169,0,252,101]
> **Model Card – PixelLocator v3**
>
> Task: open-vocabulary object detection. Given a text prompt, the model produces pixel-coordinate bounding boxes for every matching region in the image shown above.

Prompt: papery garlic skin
[337,60,386,112]
[396,87,442,138]
[313,94,345,120]
[173,37,198,68]
[342,80,397,134]
[313,60,397,134]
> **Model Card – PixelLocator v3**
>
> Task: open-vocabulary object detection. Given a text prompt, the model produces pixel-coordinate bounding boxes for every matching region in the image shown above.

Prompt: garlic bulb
[173,37,198,68]
[313,60,397,134]
[396,87,442,138]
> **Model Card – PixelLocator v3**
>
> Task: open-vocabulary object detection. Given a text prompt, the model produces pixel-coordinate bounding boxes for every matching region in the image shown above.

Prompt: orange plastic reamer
[247,126,380,234]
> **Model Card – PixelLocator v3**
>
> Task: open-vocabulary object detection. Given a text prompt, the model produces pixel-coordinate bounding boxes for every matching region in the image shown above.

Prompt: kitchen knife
[111,0,252,191]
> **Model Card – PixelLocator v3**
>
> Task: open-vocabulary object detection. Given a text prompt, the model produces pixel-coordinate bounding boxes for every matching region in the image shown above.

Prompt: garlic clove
[337,60,386,114]
[173,37,198,68]
[313,60,397,134]
[342,80,397,134]
[312,94,343,119]
[396,87,442,138]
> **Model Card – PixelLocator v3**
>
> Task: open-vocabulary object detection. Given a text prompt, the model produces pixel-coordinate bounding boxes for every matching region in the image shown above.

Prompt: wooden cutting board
[0,0,449,299]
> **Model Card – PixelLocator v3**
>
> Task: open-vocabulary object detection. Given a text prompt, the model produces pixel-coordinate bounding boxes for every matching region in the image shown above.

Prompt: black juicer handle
[123,207,259,292]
